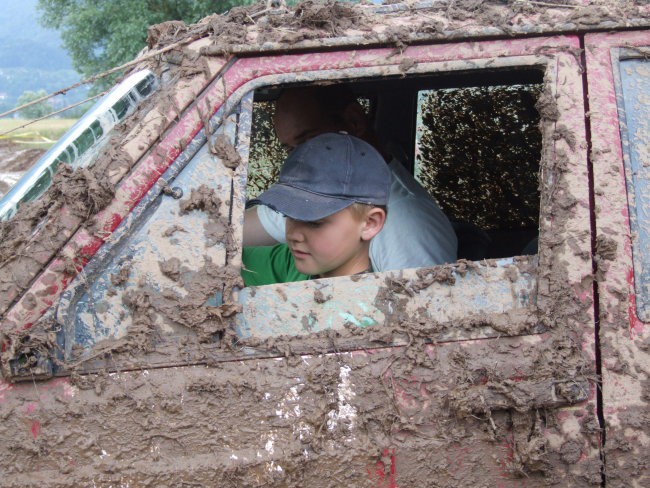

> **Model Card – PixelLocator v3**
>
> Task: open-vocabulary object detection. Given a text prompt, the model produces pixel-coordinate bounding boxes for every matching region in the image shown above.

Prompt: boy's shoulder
[242,244,308,287]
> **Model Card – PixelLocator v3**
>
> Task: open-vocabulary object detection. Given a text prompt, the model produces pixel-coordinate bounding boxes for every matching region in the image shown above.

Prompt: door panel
[232,38,599,485]
[585,31,650,487]
[53,95,252,364]
[237,257,538,340]
[0,35,601,486]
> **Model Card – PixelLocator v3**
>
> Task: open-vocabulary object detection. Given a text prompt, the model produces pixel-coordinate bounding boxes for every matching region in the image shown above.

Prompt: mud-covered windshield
[0,70,157,221]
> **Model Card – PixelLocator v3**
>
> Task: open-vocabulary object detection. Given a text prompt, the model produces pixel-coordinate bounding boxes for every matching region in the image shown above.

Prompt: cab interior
[249,66,544,262]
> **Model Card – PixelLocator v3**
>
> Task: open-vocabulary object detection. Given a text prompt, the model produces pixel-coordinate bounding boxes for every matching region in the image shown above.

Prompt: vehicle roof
[143,0,650,57]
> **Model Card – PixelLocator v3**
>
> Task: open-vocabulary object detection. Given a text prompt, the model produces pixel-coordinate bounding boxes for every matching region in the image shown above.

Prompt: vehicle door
[1,36,600,487]
[585,30,650,488]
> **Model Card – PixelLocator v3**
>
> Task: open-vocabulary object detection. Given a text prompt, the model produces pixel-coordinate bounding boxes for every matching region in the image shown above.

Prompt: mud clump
[110,261,133,287]
[159,257,182,281]
[210,133,242,169]
[179,183,237,254]
[179,184,222,215]
[0,164,115,314]
[0,321,58,380]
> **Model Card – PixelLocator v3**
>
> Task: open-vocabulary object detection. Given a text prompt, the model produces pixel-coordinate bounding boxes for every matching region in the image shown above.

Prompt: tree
[248,101,288,199]
[16,89,53,119]
[37,0,254,89]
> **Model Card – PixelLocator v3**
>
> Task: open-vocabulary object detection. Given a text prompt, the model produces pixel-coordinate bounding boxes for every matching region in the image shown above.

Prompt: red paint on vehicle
[627,268,645,337]
[24,402,38,414]
[370,448,397,488]
[31,420,40,439]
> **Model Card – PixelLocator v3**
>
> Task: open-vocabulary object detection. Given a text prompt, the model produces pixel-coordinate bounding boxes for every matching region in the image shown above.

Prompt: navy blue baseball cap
[250,133,391,222]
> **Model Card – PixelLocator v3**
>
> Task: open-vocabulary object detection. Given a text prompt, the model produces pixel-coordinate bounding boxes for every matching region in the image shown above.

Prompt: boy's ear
[360,208,386,241]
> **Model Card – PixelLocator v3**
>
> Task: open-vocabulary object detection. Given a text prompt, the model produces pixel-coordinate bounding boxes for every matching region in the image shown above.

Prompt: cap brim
[250,183,354,222]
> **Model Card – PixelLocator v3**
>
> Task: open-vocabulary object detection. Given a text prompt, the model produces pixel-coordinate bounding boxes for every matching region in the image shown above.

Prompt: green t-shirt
[242,244,309,287]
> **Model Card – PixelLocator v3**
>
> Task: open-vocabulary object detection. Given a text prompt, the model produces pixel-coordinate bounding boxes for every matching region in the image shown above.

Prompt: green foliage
[37,0,255,90]
[16,90,54,119]
[0,67,87,114]
[416,84,542,230]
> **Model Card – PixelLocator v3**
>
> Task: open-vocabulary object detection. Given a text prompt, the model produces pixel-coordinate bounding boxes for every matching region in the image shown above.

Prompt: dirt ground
[0,140,44,198]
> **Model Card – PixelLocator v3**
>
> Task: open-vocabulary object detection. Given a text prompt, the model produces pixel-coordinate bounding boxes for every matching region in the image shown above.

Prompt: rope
[0,91,107,139]
[0,32,206,120]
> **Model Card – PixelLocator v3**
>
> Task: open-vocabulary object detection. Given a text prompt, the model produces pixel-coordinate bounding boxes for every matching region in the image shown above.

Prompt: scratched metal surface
[58,108,245,356]
[586,31,650,488]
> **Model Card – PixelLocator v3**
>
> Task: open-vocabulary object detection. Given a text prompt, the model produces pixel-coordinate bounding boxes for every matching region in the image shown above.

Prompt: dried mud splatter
[2,1,650,486]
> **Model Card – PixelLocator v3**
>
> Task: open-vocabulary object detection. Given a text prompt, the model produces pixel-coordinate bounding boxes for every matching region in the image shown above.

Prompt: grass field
[0,118,77,149]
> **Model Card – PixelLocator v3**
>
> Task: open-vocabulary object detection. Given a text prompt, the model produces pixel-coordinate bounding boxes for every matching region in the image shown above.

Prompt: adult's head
[273,85,374,150]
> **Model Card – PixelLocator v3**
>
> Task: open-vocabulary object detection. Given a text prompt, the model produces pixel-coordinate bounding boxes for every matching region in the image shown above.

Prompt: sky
[0,0,72,69]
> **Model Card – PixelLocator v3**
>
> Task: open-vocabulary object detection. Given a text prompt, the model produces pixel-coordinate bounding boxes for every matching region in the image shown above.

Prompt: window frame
[234,38,591,348]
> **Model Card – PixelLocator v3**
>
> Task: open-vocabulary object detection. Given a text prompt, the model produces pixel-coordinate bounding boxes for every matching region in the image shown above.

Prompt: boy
[242,86,457,270]
[242,132,390,286]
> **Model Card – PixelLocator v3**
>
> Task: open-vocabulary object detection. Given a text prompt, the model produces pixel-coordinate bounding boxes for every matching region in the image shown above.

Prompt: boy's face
[286,207,373,278]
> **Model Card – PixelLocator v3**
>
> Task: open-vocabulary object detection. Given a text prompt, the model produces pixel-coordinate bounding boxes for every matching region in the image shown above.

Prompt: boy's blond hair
[348,203,388,221]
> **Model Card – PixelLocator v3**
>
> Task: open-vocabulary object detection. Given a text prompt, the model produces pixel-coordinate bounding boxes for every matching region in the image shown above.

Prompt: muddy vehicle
[1,1,649,486]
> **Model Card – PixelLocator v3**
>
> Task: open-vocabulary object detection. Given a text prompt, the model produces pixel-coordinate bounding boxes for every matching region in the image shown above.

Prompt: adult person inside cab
[241,133,389,286]
[243,85,457,271]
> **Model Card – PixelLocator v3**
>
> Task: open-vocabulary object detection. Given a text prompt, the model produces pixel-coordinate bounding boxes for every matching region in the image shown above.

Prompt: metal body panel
[585,30,650,487]
[0,25,605,488]
[0,56,230,329]
[0,337,596,488]
[237,258,537,340]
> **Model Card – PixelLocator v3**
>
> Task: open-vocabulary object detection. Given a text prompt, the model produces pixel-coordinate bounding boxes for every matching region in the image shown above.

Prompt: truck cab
[1,2,648,486]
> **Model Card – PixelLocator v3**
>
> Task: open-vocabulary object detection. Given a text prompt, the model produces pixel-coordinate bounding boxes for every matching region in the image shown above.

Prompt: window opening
[247,96,371,199]
[245,77,543,282]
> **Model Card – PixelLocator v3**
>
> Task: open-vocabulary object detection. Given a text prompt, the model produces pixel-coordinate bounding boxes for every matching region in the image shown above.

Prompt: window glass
[415,84,543,258]
[618,57,650,320]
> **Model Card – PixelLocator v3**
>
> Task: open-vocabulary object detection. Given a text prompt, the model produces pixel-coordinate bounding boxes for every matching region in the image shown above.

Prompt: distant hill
[0,0,86,116]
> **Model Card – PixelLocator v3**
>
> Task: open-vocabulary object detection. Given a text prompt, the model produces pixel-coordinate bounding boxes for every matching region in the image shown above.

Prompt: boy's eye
[306,220,324,228]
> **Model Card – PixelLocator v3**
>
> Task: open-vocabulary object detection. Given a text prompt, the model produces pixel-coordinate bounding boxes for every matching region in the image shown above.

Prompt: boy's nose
[286,219,304,243]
